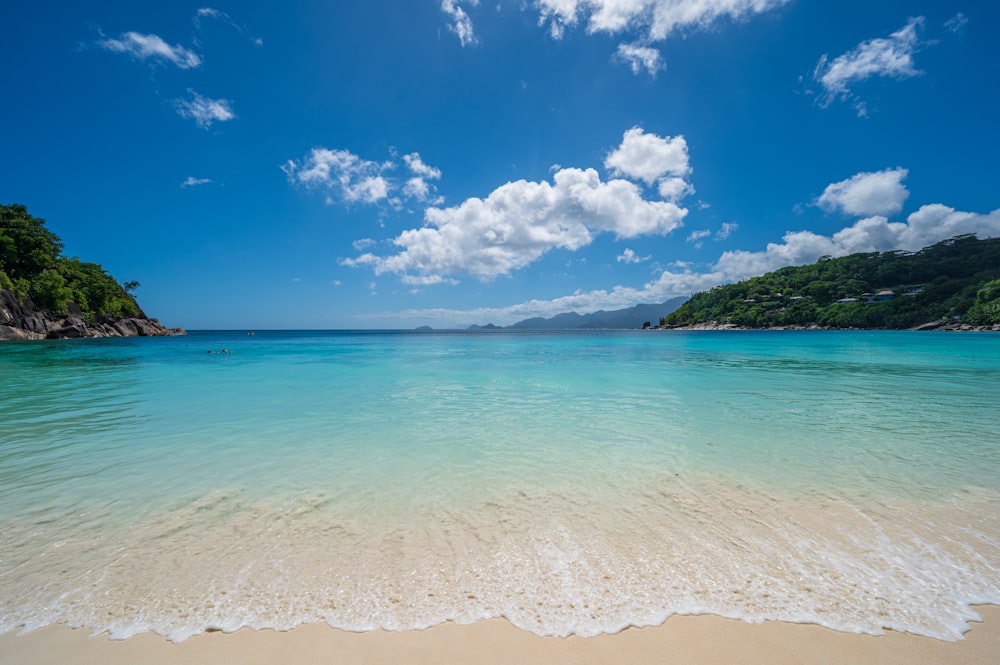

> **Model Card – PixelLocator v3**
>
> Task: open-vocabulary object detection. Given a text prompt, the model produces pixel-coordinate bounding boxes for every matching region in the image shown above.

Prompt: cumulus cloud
[604,127,692,201]
[687,229,711,242]
[714,205,1000,280]
[442,0,479,46]
[97,31,202,68]
[536,0,790,40]
[535,0,789,71]
[402,152,443,203]
[174,90,236,129]
[381,203,1000,327]
[813,17,926,116]
[817,168,910,217]
[181,176,212,187]
[283,148,442,206]
[349,166,687,282]
[615,43,665,76]
[339,128,691,283]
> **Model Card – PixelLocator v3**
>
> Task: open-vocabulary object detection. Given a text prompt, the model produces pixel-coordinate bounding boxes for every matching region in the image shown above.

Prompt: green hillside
[0,204,140,321]
[661,235,1000,329]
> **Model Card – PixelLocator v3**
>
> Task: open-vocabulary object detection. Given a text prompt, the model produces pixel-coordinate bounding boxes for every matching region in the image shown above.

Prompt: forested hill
[1,204,183,340]
[661,235,1000,330]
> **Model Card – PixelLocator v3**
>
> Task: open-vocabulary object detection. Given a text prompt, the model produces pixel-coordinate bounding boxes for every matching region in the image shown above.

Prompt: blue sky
[2,1,998,329]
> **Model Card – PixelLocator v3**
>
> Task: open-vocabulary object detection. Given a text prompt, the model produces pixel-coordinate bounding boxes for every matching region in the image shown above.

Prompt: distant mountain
[507,298,688,330]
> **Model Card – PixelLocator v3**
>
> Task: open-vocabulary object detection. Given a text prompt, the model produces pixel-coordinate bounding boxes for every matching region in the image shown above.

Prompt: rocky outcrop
[910,318,1000,332]
[0,289,185,341]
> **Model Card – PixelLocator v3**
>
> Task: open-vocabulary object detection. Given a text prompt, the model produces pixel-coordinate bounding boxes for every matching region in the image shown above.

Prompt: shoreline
[2,607,998,665]
[653,322,1000,331]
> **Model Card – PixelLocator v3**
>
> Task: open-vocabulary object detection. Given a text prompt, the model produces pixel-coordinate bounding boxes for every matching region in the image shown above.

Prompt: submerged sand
[2,606,998,665]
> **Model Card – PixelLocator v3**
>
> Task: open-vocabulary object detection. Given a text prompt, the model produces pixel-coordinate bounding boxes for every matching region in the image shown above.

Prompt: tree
[0,204,63,280]
[1,203,140,321]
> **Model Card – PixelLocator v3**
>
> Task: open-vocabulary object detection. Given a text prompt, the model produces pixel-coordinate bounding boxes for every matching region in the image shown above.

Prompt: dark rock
[0,288,185,341]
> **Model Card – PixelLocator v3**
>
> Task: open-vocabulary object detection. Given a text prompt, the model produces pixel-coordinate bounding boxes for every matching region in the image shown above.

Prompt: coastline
[2,607,998,665]
[654,321,1000,331]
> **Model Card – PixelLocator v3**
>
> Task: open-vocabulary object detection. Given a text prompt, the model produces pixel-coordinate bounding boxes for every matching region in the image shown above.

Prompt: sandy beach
[2,606,997,665]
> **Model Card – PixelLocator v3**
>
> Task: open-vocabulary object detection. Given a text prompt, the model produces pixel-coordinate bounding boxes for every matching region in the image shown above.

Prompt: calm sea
[1,330,998,642]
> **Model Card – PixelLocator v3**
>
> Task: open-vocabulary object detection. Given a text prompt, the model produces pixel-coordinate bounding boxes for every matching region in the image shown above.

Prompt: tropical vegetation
[661,235,1000,329]
[0,204,140,321]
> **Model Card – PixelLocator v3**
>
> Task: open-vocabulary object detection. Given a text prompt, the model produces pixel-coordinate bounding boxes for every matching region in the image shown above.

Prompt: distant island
[1,204,184,340]
[659,235,1000,331]
[453,298,688,331]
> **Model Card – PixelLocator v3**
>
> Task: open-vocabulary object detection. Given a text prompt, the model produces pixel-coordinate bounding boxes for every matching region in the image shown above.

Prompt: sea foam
[2,330,999,642]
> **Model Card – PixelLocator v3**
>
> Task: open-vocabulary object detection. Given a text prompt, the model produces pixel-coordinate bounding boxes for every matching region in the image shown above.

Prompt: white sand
[2,606,998,665]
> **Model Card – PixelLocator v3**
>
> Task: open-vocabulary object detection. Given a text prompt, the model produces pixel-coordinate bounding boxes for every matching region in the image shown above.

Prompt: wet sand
[2,605,998,665]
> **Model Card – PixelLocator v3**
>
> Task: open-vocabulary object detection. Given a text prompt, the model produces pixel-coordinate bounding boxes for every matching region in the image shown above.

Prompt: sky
[2,1,998,329]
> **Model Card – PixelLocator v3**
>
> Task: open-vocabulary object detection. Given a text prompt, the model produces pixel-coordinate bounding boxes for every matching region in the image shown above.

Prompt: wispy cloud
[181,176,213,188]
[97,31,201,69]
[195,7,264,47]
[174,90,235,129]
[944,12,968,34]
[813,17,927,116]
[441,0,479,47]
[716,222,738,239]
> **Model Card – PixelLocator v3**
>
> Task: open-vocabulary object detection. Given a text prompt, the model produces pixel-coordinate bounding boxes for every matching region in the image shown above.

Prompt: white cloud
[615,43,665,76]
[376,272,724,327]
[402,153,443,203]
[817,168,909,217]
[181,176,212,188]
[338,129,691,283]
[98,31,202,69]
[371,201,1000,327]
[813,17,926,116]
[657,176,694,201]
[716,221,738,239]
[283,148,392,204]
[944,13,968,34]
[349,166,687,282]
[604,127,693,201]
[536,0,791,42]
[714,205,1000,280]
[284,148,443,206]
[687,229,711,242]
[442,0,479,46]
[617,248,650,264]
[403,152,442,180]
[194,6,263,46]
[174,89,235,129]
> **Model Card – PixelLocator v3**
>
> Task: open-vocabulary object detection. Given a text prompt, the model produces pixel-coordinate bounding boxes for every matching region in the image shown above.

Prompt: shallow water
[1,330,998,641]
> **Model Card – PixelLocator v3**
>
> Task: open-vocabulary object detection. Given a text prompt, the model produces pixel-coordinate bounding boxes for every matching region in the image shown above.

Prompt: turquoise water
[1,330,999,641]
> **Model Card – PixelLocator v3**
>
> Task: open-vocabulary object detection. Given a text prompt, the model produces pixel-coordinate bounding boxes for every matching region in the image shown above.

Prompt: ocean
[1,330,998,642]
